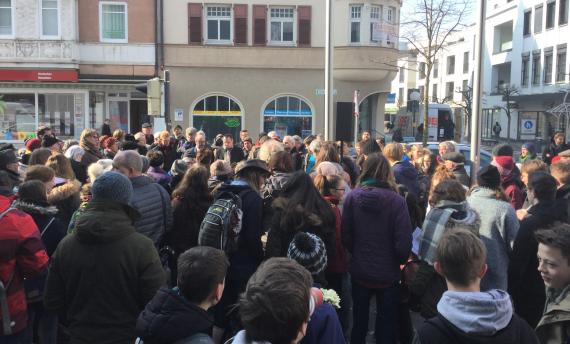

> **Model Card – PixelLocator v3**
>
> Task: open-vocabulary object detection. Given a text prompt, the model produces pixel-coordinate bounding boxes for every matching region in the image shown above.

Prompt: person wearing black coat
[136,247,228,344]
[15,181,68,344]
[542,131,570,165]
[214,135,245,165]
[508,172,568,328]
[149,136,179,172]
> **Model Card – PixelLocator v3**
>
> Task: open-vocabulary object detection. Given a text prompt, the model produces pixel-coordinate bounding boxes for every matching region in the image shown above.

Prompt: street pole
[470,0,486,186]
[353,90,359,144]
[324,0,333,140]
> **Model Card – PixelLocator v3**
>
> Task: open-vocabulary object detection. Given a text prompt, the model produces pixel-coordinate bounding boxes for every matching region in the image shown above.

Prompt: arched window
[263,95,313,138]
[192,94,242,142]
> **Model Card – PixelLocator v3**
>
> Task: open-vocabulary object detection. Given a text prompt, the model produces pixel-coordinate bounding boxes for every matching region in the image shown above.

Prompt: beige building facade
[164,0,401,141]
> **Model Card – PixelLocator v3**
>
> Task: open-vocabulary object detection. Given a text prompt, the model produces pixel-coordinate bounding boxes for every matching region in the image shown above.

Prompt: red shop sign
[0,69,78,82]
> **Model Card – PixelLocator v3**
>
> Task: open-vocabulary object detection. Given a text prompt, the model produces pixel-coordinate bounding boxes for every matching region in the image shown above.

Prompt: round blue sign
[524,120,533,129]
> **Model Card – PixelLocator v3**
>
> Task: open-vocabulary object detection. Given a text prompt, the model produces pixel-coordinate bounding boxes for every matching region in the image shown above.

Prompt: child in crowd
[228,258,314,344]
[136,247,229,344]
[414,228,538,344]
[535,224,570,344]
[287,232,345,344]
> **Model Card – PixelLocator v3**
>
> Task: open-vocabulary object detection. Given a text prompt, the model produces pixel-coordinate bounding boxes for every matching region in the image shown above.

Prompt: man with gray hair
[283,135,303,170]
[113,150,172,248]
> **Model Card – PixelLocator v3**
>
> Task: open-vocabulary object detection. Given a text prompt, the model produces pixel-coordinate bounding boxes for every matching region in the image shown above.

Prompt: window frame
[433,60,439,78]
[521,54,530,87]
[544,49,553,84]
[268,7,296,46]
[419,62,426,79]
[447,55,455,75]
[99,1,128,43]
[349,5,362,44]
[432,83,438,102]
[369,4,382,44]
[556,45,567,83]
[398,66,405,83]
[0,0,14,38]
[40,0,60,39]
[534,5,543,34]
[532,51,542,86]
[204,5,233,45]
[523,9,532,36]
[445,81,454,100]
[546,1,555,29]
[261,94,314,137]
[560,0,569,25]
[463,51,469,73]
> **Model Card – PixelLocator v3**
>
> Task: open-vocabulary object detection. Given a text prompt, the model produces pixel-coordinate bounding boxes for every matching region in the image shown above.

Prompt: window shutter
[253,5,267,46]
[188,3,203,45]
[234,4,248,45]
[297,6,311,47]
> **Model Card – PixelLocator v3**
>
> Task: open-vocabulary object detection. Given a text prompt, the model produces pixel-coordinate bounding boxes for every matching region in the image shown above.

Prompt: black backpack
[198,190,247,253]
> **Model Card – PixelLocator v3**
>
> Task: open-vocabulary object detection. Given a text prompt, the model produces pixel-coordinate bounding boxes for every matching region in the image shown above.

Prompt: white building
[393,0,570,143]
[390,26,475,140]
[484,0,569,143]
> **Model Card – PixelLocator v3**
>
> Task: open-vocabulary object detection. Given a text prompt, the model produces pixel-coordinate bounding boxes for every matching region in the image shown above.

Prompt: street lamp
[409,90,421,136]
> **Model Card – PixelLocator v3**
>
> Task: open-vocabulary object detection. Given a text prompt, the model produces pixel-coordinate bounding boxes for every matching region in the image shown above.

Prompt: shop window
[0,94,36,141]
[206,5,232,43]
[269,7,294,45]
[263,95,312,138]
[39,93,85,138]
[41,0,59,37]
[192,95,242,142]
[100,2,127,42]
[0,0,12,36]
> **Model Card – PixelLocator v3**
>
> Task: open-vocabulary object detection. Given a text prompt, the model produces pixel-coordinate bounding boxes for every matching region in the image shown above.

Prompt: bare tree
[402,0,470,145]
[455,85,473,140]
[494,84,519,142]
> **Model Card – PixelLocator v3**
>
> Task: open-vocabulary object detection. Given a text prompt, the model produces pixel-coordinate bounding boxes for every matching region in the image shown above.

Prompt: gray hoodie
[437,289,512,335]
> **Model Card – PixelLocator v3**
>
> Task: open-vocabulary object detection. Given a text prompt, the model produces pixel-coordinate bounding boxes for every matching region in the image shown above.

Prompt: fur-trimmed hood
[48,179,81,203]
[13,200,58,216]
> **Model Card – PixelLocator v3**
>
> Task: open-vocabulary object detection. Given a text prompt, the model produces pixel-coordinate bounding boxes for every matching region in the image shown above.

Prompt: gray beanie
[140,156,150,173]
[91,171,133,206]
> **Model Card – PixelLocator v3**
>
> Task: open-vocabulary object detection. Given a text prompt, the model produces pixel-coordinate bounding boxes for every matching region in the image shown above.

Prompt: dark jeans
[351,279,399,344]
[21,302,58,344]
[0,330,27,344]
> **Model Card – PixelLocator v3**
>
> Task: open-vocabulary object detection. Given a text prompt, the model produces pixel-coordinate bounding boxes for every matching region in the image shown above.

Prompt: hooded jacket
[411,202,480,319]
[131,175,173,247]
[543,141,570,165]
[392,160,421,198]
[136,287,214,344]
[508,200,568,328]
[13,200,66,257]
[341,184,412,285]
[43,201,165,344]
[467,187,519,291]
[414,290,539,344]
[0,194,49,335]
[47,179,81,227]
[536,285,570,344]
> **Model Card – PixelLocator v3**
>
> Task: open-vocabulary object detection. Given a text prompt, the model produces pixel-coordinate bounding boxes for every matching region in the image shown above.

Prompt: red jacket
[324,196,348,274]
[0,194,49,335]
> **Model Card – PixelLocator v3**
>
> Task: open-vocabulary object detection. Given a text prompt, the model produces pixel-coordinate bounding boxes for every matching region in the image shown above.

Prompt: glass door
[107,97,129,133]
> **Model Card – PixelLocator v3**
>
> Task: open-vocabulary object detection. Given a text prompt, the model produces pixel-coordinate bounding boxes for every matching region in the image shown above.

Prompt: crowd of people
[0,123,569,344]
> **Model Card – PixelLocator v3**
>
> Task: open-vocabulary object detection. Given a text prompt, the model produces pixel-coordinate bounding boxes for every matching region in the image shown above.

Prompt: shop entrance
[130,99,148,133]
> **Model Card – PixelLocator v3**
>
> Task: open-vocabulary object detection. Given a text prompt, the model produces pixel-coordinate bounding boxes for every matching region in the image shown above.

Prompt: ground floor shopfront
[167,66,393,142]
[0,83,149,143]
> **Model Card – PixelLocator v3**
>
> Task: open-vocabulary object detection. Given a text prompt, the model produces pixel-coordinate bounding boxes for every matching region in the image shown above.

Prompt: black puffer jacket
[136,287,214,344]
[131,175,173,247]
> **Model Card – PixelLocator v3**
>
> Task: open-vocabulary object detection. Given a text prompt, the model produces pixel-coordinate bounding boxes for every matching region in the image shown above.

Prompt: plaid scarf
[418,201,478,265]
